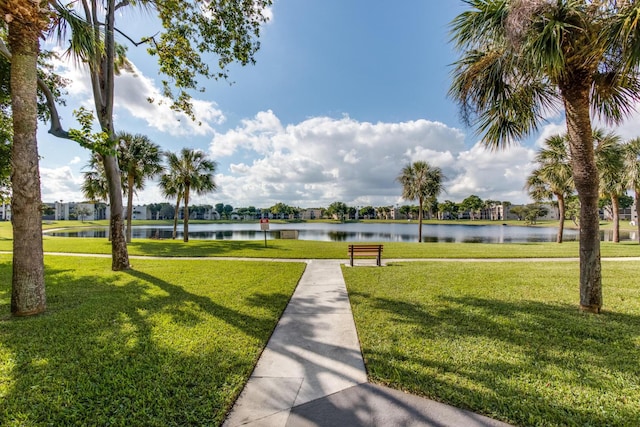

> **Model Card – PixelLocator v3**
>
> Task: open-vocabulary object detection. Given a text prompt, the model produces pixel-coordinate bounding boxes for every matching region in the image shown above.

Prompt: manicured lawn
[343,261,640,427]
[0,255,305,426]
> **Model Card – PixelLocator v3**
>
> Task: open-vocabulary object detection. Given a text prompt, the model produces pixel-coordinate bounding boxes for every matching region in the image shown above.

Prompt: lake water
[45,222,636,243]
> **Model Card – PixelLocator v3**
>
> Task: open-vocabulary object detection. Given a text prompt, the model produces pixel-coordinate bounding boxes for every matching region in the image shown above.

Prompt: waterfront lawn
[0,220,639,259]
[36,237,640,259]
[0,255,305,426]
[343,261,640,427]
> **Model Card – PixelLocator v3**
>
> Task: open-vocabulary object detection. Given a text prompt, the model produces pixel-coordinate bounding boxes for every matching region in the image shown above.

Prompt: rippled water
[45,222,636,243]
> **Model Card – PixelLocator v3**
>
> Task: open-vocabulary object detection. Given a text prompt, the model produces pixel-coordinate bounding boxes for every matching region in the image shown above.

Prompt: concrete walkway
[222,259,512,427]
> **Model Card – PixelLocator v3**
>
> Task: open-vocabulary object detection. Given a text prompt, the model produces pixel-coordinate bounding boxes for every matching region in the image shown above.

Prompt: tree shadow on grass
[126,239,295,258]
[350,291,640,427]
[0,257,296,426]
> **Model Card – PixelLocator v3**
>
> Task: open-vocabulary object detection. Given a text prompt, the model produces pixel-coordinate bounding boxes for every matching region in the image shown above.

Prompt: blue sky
[35,1,640,209]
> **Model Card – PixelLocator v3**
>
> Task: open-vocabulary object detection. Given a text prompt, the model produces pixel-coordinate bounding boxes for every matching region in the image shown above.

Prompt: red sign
[260,218,270,231]
[260,218,269,223]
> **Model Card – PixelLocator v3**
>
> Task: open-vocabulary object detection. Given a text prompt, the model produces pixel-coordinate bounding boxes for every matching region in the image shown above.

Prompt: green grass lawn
[1,220,640,425]
[0,254,305,426]
[343,261,640,427]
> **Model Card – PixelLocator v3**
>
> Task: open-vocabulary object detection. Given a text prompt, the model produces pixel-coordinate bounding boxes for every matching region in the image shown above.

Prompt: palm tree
[116,132,164,243]
[162,148,217,242]
[449,1,640,313]
[624,137,640,244]
[81,155,109,203]
[526,134,574,243]
[1,3,49,315]
[159,172,183,240]
[594,129,625,243]
[396,161,445,242]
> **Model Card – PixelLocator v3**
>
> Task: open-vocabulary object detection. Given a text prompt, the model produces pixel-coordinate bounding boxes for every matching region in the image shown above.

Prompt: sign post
[260,218,270,247]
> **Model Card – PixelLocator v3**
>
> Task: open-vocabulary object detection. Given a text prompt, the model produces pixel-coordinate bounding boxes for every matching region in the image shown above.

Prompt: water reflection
[44,222,636,243]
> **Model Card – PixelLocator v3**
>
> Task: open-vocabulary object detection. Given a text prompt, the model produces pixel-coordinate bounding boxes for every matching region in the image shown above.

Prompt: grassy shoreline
[1,220,639,260]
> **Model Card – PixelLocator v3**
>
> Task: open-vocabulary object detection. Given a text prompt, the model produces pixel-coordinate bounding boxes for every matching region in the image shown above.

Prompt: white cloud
[448,142,536,203]
[199,111,538,207]
[40,166,84,203]
[51,54,224,136]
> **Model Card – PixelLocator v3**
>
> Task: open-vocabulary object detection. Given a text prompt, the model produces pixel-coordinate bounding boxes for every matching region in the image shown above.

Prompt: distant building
[0,203,10,221]
[301,208,323,220]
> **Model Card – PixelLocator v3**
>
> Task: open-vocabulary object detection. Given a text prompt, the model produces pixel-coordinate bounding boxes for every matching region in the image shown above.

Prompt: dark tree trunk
[172,199,180,239]
[635,191,640,244]
[561,82,602,313]
[8,20,46,316]
[417,196,423,242]
[611,195,620,243]
[556,193,565,244]
[126,174,134,243]
[183,187,190,242]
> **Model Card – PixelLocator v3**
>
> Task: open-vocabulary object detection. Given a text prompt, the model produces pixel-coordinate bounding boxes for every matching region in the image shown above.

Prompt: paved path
[222,259,512,427]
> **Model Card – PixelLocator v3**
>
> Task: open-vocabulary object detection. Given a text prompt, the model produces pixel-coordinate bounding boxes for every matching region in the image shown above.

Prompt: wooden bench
[348,244,383,266]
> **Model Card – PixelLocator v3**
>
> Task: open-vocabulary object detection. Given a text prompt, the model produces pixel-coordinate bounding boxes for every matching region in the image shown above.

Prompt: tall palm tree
[159,171,183,240]
[1,3,49,315]
[396,161,445,242]
[623,137,640,244]
[162,148,217,242]
[116,132,164,243]
[594,129,625,243]
[449,1,640,313]
[526,134,574,243]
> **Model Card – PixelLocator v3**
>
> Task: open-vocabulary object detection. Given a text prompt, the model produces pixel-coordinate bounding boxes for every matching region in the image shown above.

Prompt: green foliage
[344,261,640,427]
[0,255,304,425]
[460,194,483,219]
[143,0,273,118]
[326,201,349,221]
[68,107,113,156]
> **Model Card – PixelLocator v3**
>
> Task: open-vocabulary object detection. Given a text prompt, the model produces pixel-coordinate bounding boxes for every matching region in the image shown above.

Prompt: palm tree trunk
[8,20,46,316]
[183,187,190,242]
[125,176,134,243]
[172,199,180,239]
[418,197,423,242]
[635,191,640,244]
[562,84,602,313]
[556,193,565,244]
[611,195,620,243]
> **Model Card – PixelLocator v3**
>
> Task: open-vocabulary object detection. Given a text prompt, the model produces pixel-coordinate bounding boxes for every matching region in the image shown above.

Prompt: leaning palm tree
[396,161,445,242]
[526,134,574,243]
[162,148,217,242]
[623,137,640,243]
[116,132,164,243]
[449,1,640,313]
[594,129,625,243]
